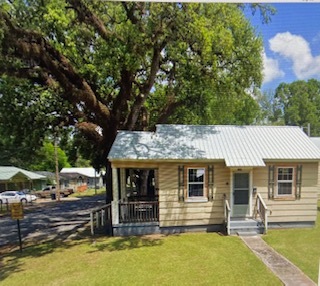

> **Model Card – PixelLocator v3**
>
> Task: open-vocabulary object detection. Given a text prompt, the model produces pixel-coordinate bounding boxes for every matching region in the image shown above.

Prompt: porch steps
[229,218,264,236]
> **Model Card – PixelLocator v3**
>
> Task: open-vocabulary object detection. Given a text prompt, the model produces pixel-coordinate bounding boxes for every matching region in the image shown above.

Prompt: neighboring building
[108,125,320,236]
[34,171,69,190]
[0,166,46,192]
[60,167,104,192]
[310,137,320,199]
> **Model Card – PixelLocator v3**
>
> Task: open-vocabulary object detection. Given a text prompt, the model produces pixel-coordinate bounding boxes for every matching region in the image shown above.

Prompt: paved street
[0,195,106,248]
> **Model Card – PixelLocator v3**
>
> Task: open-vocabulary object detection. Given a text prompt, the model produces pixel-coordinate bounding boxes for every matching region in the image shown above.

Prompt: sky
[244,3,320,92]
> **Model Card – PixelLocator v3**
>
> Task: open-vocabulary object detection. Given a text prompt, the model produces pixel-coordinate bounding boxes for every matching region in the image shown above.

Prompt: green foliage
[0,2,266,168]
[255,89,285,125]
[273,79,320,135]
[0,76,72,168]
[29,140,70,172]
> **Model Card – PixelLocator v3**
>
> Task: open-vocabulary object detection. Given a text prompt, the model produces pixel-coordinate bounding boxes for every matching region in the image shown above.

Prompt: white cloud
[269,32,320,79]
[262,51,284,84]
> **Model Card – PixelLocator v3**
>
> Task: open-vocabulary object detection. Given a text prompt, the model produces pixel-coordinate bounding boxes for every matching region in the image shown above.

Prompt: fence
[90,203,112,236]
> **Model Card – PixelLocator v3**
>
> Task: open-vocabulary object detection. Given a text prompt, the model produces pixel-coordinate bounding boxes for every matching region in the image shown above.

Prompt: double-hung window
[188,168,205,198]
[277,167,294,196]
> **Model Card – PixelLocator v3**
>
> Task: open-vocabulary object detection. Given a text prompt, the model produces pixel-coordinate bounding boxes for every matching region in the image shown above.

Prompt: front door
[233,173,250,217]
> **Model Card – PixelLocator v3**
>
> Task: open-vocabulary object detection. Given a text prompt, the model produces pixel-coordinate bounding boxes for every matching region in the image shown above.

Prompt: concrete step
[229,218,264,235]
[237,231,261,236]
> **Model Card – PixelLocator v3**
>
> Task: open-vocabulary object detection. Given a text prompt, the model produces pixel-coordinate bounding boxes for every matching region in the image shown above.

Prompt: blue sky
[245,3,320,92]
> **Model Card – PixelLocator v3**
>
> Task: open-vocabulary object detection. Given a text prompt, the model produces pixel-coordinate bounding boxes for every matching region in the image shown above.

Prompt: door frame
[230,169,253,217]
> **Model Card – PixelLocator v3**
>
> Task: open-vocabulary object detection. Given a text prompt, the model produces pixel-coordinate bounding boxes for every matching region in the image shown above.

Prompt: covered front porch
[111,167,160,235]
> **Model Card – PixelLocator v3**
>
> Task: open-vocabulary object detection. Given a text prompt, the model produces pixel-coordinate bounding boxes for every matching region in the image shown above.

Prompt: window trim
[185,167,208,202]
[276,166,295,198]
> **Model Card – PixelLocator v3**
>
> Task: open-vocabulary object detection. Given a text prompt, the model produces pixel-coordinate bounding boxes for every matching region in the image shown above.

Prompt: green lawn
[263,200,320,282]
[0,233,281,286]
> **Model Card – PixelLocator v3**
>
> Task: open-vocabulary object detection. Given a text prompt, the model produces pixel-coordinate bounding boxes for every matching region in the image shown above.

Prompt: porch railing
[119,201,159,223]
[255,193,268,234]
[224,195,231,235]
[90,203,112,236]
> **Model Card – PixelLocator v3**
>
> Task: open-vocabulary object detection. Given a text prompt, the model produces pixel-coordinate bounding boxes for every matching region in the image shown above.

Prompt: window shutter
[178,165,184,201]
[268,165,275,199]
[296,165,302,199]
[208,165,214,201]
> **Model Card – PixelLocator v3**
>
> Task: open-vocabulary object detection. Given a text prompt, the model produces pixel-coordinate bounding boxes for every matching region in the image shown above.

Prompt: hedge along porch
[108,125,320,236]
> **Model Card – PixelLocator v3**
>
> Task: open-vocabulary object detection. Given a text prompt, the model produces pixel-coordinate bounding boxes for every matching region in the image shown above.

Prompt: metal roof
[60,167,103,178]
[108,125,320,167]
[310,137,320,150]
[0,166,46,181]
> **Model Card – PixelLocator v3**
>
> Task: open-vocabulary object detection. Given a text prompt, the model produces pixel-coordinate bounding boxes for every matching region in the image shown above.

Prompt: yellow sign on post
[11,203,24,220]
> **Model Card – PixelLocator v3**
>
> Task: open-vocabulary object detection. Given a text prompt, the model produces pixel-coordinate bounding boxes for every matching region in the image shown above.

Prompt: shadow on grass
[0,231,163,282]
[89,235,163,252]
[0,235,86,282]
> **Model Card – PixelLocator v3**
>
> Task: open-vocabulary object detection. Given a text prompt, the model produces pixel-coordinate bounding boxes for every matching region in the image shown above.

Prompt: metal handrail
[224,197,231,235]
[256,193,268,234]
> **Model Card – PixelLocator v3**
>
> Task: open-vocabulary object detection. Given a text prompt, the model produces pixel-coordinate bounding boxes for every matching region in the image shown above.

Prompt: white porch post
[120,168,126,200]
[112,167,119,225]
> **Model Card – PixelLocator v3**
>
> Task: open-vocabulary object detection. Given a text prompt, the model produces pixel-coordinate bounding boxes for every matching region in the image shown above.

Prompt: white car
[0,191,36,204]
[20,190,37,201]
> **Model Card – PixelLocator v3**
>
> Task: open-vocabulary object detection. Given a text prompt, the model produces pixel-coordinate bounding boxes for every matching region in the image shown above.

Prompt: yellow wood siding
[252,162,319,223]
[114,160,318,227]
[158,163,229,227]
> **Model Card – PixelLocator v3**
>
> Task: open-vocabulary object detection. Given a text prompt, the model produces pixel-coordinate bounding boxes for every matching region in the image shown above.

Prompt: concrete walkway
[241,235,316,286]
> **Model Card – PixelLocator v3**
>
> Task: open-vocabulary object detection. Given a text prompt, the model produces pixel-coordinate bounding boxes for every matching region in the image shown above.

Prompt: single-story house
[108,125,320,236]
[34,171,70,190]
[0,166,46,192]
[310,137,320,199]
[60,167,104,191]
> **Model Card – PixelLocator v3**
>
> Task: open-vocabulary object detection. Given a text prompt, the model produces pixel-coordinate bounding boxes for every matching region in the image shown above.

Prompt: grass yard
[263,200,320,283]
[0,233,281,286]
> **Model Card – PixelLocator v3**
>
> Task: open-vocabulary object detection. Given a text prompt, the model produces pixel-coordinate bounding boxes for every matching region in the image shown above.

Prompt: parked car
[0,191,35,204]
[36,186,74,198]
[20,190,37,201]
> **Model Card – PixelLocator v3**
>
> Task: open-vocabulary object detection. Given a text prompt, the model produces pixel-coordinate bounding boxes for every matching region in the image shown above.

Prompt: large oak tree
[0,1,267,197]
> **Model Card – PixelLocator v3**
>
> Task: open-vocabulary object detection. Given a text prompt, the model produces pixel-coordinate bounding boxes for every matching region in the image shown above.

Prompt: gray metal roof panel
[108,125,320,166]
[0,166,46,180]
[60,167,103,178]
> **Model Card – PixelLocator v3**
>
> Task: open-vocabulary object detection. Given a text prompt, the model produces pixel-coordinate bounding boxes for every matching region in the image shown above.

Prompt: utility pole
[95,169,97,195]
[54,131,61,201]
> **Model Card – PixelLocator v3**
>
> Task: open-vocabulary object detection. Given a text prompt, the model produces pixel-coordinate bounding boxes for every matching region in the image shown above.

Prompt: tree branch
[67,0,123,42]
[0,10,111,126]
[76,122,103,143]
[124,41,164,130]
[157,100,184,124]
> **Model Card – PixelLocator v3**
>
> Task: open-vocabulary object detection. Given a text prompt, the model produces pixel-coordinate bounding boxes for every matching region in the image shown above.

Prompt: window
[277,167,294,196]
[188,168,205,198]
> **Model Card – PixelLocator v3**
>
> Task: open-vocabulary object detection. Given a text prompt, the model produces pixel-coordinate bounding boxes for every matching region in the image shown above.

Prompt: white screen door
[233,173,250,217]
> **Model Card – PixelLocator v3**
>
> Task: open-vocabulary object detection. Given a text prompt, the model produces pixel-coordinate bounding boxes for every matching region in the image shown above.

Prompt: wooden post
[96,211,100,228]
[111,167,119,225]
[120,168,126,201]
[101,209,105,226]
[90,212,94,236]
